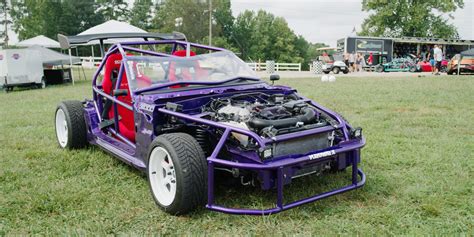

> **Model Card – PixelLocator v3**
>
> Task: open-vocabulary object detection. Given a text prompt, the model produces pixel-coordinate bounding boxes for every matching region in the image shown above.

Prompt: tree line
[2,0,327,69]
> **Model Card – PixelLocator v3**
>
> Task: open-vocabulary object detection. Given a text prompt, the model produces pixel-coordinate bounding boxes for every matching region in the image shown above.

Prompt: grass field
[1,75,473,235]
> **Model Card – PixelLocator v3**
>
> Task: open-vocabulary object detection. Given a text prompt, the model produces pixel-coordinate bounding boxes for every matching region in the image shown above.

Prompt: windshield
[125,51,259,91]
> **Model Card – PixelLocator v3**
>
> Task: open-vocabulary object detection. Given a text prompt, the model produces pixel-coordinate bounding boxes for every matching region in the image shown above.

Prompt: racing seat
[169,50,205,88]
[101,53,135,142]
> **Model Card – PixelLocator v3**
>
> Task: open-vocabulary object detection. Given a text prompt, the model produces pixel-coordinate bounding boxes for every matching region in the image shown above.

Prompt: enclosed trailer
[0,49,44,91]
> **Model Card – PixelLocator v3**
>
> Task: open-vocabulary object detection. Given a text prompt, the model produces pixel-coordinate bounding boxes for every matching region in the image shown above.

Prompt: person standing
[344,52,349,67]
[433,45,443,75]
[368,52,374,66]
[427,45,436,74]
[349,52,356,72]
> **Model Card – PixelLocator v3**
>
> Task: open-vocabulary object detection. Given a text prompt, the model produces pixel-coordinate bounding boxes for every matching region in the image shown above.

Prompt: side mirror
[270,74,280,85]
[113,89,128,97]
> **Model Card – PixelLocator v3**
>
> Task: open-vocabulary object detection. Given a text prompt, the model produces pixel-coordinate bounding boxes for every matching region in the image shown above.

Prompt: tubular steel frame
[88,40,366,215]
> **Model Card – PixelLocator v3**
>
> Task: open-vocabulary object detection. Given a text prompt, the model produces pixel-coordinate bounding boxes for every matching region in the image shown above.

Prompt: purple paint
[79,39,365,215]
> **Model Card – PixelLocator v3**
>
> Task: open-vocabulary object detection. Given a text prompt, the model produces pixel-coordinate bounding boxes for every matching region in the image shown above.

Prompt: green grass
[1,75,473,235]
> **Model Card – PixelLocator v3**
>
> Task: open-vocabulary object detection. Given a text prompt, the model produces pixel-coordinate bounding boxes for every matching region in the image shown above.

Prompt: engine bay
[203,92,336,141]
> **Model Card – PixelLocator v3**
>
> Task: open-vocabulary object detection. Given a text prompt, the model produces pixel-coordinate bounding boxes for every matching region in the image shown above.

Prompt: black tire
[376,65,384,73]
[55,101,87,149]
[37,77,46,89]
[332,67,340,74]
[323,71,330,74]
[343,69,349,74]
[447,70,453,75]
[147,133,207,215]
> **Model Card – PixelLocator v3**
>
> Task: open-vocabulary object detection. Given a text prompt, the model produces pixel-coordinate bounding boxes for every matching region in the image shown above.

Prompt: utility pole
[208,0,212,46]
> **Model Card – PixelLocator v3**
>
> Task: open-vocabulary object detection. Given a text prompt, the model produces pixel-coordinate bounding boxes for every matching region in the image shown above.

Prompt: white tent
[78,20,147,44]
[28,45,80,67]
[17,35,61,48]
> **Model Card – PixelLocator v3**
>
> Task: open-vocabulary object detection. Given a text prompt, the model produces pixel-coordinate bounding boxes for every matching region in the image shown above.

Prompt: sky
[6,0,474,47]
[231,0,474,46]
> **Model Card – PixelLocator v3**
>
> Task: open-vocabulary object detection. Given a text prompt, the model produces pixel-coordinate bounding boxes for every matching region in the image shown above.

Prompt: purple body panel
[84,40,366,215]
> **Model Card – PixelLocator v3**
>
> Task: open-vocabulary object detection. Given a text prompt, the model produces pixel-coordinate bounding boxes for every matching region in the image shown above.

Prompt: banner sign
[356,39,384,52]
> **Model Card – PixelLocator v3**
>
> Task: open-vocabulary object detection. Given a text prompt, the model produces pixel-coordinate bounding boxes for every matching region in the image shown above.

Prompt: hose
[248,107,317,129]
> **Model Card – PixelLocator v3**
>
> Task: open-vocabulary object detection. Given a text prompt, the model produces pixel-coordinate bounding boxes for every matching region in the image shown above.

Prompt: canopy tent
[460,48,474,57]
[77,20,148,45]
[61,20,148,85]
[28,45,80,67]
[17,35,61,48]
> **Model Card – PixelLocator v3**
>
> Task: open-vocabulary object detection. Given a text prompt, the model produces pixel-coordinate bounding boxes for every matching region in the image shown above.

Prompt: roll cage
[59,33,365,215]
[91,40,233,147]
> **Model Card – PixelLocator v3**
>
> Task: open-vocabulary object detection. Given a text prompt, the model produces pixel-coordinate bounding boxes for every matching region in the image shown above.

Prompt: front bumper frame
[206,130,366,215]
[158,107,366,215]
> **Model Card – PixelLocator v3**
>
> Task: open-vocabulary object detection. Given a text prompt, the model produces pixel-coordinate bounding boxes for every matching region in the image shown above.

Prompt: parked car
[414,59,448,73]
[54,33,365,215]
[375,57,416,72]
[447,55,474,75]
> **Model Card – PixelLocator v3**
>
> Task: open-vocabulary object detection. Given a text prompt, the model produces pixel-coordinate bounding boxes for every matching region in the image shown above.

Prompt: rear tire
[55,101,87,149]
[323,71,330,74]
[332,67,340,74]
[147,133,207,215]
[376,65,384,73]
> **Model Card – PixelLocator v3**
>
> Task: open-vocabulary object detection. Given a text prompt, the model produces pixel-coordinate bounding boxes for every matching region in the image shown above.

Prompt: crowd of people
[343,52,373,72]
[422,44,444,75]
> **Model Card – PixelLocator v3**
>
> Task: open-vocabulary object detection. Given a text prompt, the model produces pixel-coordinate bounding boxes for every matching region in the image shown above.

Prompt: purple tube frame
[90,40,366,215]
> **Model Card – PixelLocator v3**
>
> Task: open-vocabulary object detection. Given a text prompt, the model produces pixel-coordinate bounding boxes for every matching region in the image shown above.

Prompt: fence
[80,57,302,72]
[247,62,301,72]
[80,57,102,68]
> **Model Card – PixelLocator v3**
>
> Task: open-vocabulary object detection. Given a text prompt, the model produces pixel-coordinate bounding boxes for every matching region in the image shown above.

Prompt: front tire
[147,133,207,215]
[332,67,340,74]
[55,101,87,149]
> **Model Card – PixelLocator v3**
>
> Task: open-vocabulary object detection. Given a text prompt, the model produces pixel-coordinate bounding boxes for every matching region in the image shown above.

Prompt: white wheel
[148,147,177,206]
[55,108,68,148]
[55,101,87,149]
[147,133,206,215]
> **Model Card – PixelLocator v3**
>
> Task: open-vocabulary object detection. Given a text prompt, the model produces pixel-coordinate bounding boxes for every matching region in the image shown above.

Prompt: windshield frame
[123,50,261,94]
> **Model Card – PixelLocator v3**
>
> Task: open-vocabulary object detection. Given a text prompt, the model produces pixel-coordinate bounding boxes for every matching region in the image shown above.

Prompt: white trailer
[0,49,44,91]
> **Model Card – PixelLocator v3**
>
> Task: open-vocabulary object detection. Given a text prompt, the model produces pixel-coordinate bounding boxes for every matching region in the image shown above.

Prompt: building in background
[338,36,474,65]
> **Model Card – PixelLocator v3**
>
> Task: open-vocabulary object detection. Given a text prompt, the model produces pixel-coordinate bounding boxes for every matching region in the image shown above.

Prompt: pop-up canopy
[460,48,474,57]
[17,35,61,48]
[28,45,80,67]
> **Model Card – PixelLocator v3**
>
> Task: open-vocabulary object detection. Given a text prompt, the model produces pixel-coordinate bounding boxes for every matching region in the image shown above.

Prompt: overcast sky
[7,0,474,46]
[231,0,474,46]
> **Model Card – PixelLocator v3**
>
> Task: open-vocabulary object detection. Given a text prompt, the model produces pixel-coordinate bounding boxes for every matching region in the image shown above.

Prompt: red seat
[169,50,196,88]
[102,53,135,142]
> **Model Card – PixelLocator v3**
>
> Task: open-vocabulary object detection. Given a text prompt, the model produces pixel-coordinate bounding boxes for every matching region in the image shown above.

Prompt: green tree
[0,0,12,46]
[232,10,301,63]
[59,0,104,35]
[359,0,464,38]
[130,0,154,30]
[10,0,103,40]
[96,0,130,21]
[153,0,210,42]
[231,10,257,60]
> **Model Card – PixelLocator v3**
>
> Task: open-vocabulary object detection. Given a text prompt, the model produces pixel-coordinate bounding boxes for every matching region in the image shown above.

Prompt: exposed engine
[205,93,333,143]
